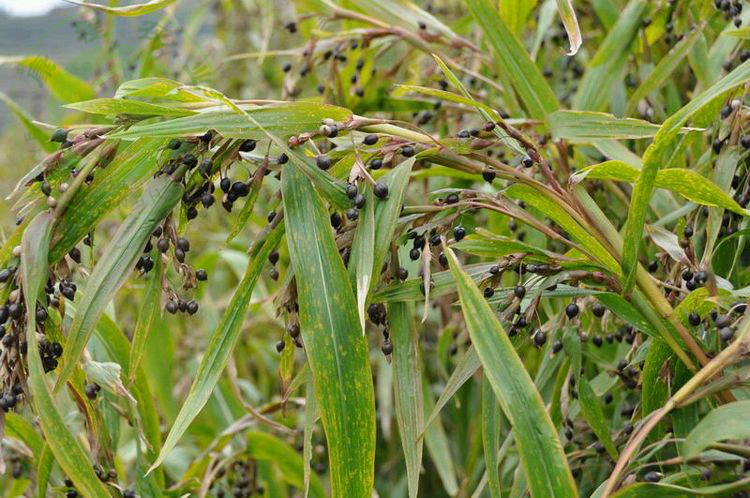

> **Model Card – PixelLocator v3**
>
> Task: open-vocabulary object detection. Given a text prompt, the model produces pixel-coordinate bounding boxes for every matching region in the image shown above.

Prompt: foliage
[2,0,750,497]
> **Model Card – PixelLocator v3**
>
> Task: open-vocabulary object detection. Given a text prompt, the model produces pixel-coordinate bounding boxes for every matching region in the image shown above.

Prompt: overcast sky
[0,0,67,17]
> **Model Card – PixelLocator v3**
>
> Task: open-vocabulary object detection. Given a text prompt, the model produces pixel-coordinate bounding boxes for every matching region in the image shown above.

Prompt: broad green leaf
[151,223,284,471]
[283,163,376,498]
[622,58,750,291]
[482,377,503,498]
[0,56,95,103]
[625,28,702,115]
[55,174,185,391]
[65,98,196,117]
[128,256,163,382]
[506,184,619,273]
[246,431,326,498]
[390,302,424,498]
[20,212,110,497]
[577,378,618,459]
[683,400,750,457]
[573,161,748,216]
[63,0,177,16]
[573,0,647,111]
[444,245,577,497]
[109,102,352,140]
[466,0,558,120]
[0,91,55,152]
[550,111,668,142]
[556,0,582,55]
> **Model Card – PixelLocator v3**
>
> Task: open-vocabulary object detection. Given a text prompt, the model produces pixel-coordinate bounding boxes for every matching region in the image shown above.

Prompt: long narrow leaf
[55,174,184,390]
[444,243,577,497]
[282,163,376,497]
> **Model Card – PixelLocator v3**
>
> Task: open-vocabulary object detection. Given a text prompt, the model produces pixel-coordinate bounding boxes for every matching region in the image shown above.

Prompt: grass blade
[350,186,375,333]
[683,400,750,458]
[151,222,284,471]
[109,102,352,140]
[482,376,503,498]
[62,0,178,16]
[443,243,578,497]
[20,212,111,497]
[55,174,185,391]
[423,377,459,496]
[246,431,326,498]
[466,0,558,120]
[622,59,750,291]
[282,163,376,497]
[390,302,424,498]
[556,0,582,55]
[128,255,162,382]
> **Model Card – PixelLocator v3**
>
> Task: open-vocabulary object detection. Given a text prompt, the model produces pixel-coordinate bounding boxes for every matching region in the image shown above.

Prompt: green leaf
[556,0,582,55]
[109,102,352,140]
[482,377,503,498]
[128,256,163,382]
[35,445,53,498]
[5,413,44,456]
[573,0,647,111]
[596,293,658,336]
[499,0,538,35]
[151,223,284,471]
[622,58,750,291]
[350,186,375,332]
[422,377,459,496]
[246,431,326,498]
[466,0,559,120]
[549,111,671,142]
[282,163,376,498]
[573,161,747,216]
[625,28,702,115]
[444,244,578,497]
[55,174,185,391]
[226,167,265,242]
[49,138,166,262]
[0,56,95,103]
[62,0,177,16]
[20,212,110,497]
[423,346,480,434]
[371,158,416,288]
[65,98,196,117]
[506,184,619,273]
[577,378,618,459]
[390,302,424,498]
[683,400,750,457]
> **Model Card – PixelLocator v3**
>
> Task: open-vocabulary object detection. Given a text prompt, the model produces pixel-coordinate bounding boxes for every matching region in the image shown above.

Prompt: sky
[0,0,67,17]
